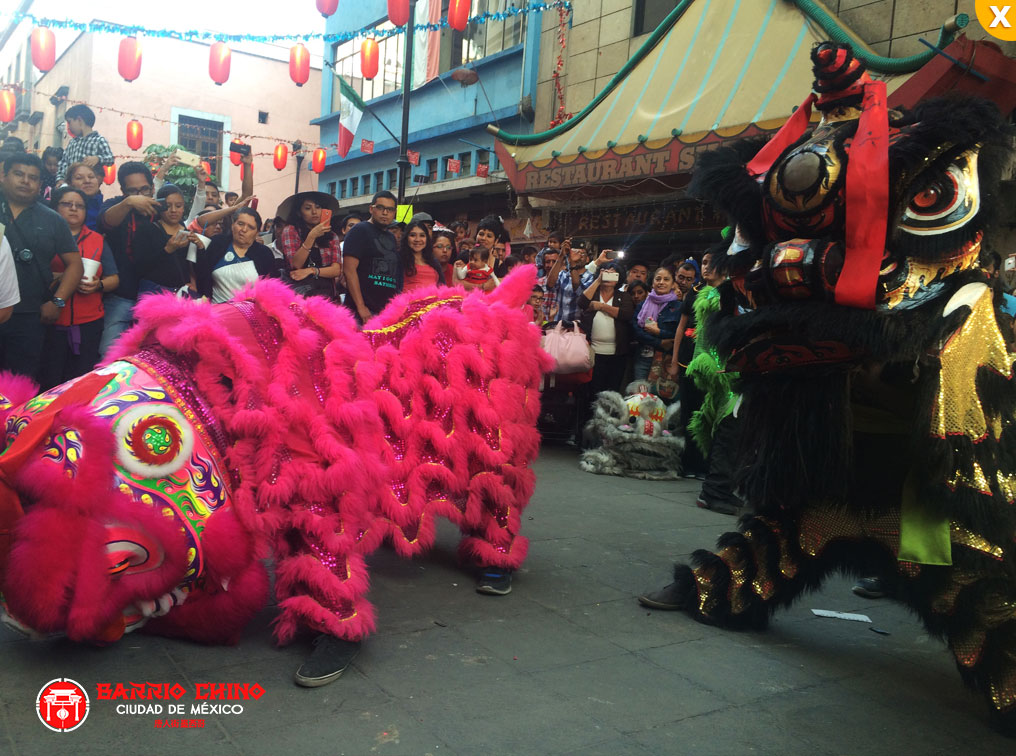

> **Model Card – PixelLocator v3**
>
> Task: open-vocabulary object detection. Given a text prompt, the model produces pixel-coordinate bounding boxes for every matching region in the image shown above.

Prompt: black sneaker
[696,497,740,516]
[476,566,513,595]
[294,635,361,688]
[637,582,686,610]
[852,577,886,599]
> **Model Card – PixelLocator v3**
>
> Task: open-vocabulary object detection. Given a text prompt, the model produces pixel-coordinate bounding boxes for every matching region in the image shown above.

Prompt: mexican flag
[336,76,366,158]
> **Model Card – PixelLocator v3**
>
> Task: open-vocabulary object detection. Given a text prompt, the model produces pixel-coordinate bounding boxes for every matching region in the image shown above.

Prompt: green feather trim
[686,286,738,455]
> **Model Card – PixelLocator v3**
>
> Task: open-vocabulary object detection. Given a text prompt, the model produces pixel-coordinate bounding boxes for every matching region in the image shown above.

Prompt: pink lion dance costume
[0,270,551,646]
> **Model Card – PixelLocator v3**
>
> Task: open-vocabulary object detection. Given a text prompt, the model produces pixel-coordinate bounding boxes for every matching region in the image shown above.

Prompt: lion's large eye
[901,151,979,236]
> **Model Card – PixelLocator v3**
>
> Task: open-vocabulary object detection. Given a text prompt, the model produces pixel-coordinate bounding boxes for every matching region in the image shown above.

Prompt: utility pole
[396,0,418,205]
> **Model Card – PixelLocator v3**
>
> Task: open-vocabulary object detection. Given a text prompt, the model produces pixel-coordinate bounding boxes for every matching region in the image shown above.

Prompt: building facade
[314,0,542,232]
[1,30,322,219]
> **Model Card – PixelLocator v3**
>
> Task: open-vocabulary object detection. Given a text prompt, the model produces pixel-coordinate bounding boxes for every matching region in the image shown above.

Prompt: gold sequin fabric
[932,286,1014,441]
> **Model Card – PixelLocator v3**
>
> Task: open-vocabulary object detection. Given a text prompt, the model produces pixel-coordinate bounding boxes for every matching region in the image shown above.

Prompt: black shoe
[696,497,740,516]
[476,566,513,595]
[852,577,886,599]
[637,582,686,610]
[294,635,361,688]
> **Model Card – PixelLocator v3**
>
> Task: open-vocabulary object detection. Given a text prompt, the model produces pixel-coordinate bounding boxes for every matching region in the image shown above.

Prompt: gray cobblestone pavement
[1,445,1012,755]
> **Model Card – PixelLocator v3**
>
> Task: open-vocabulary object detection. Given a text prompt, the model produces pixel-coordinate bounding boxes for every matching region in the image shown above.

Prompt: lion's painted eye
[901,151,979,236]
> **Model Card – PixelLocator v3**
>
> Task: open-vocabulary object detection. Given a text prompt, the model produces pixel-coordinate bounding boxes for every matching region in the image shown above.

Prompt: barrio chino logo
[975,2,1016,40]
[36,679,90,732]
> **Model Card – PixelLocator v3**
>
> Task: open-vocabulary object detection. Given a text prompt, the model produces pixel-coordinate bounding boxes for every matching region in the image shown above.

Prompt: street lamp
[396,0,418,204]
[292,140,304,194]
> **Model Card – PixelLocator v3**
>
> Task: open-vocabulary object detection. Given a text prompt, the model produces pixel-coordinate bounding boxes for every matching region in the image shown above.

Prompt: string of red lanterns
[316,0,339,18]
[273,143,288,171]
[448,0,470,32]
[388,0,410,27]
[118,36,142,82]
[290,43,310,87]
[30,27,56,72]
[126,119,143,150]
[360,39,379,80]
[311,147,327,173]
[209,41,231,86]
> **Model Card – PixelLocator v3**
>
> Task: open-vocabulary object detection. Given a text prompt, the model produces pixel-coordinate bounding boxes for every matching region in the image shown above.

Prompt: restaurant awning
[490,0,996,198]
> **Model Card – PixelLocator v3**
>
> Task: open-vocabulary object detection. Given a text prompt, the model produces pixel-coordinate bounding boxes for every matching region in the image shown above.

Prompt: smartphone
[319,208,333,226]
[249,197,259,211]
[604,250,617,260]
[172,149,201,167]
[173,229,189,242]
[156,197,169,211]
[228,141,251,157]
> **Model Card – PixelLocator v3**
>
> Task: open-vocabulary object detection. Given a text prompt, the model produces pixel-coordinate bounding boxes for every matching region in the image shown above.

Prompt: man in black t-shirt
[96,162,164,356]
[0,153,82,378]
[342,190,401,325]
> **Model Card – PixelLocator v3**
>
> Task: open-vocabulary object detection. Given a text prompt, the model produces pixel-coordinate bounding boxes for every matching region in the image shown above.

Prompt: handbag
[281,245,334,299]
[647,350,679,402]
[541,321,594,374]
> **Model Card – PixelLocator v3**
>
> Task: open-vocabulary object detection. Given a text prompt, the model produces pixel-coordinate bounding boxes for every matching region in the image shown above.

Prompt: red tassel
[746,94,816,179]
[836,81,889,310]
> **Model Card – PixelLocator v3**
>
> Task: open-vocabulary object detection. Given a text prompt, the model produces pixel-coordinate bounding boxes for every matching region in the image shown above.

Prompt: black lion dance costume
[639,43,1016,733]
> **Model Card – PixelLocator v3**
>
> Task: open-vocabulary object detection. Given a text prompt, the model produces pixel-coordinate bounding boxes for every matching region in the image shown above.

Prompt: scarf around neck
[637,289,678,327]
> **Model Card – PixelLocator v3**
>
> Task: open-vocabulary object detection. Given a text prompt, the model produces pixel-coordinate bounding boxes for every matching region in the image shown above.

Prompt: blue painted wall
[316,1,541,198]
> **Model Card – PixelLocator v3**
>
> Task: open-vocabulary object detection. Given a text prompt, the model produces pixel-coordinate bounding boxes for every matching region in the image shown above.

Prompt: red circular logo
[36,679,89,732]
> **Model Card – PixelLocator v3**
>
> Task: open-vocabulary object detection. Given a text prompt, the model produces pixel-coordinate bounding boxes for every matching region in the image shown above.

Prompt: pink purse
[541,322,594,374]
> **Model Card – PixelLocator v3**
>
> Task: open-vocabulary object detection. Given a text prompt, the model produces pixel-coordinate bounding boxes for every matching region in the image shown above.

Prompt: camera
[229,141,251,157]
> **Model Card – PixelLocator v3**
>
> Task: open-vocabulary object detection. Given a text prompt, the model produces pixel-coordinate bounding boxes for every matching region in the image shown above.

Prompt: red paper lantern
[388,0,410,26]
[126,119,143,151]
[289,43,310,87]
[273,143,288,171]
[229,142,244,166]
[201,160,212,176]
[360,39,379,80]
[31,27,56,72]
[311,148,327,174]
[103,164,116,185]
[209,42,231,86]
[0,90,15,123]
[448,0,470,32]
[316,0,339,17]
[118,36,142,82]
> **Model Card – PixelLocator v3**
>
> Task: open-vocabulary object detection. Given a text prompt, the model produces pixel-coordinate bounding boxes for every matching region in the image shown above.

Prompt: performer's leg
[272,500,375,687]
[460,465,533,596]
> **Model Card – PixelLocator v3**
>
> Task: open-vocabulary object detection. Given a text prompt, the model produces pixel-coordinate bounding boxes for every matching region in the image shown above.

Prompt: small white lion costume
[579,382,684,480]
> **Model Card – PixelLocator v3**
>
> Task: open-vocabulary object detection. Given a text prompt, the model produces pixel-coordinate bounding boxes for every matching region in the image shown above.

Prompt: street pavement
[1,444,1012,755]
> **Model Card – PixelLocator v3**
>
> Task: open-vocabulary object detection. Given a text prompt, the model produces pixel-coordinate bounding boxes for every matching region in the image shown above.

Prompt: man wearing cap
[342,190,402,325]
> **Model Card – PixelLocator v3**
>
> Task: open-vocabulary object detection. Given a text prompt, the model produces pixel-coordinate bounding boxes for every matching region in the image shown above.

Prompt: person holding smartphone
[132,183,203,297]
[577,260,634,443]
[277,190,342,299]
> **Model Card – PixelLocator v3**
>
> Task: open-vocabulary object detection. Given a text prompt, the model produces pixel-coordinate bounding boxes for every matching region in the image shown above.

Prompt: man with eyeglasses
[342,190,402,325]
[96,161,164,355]
[0,152,82,378]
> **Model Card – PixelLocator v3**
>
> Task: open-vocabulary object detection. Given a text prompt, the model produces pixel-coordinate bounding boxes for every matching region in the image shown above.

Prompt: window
[339,180,347,199]
[426,158,438,183]
[332,4,526,108]
[454,0,526,67]
[327,181,337,197]
[634,0,679,36]
[387,168,397,190]
[374,171,384,193]
[331,20,404,108]
[442,155,455,180]
[258,111,269,124]
[458,151,472,176]
[178,115,224,180]
[350,176,359,195]
[361,174,371,195]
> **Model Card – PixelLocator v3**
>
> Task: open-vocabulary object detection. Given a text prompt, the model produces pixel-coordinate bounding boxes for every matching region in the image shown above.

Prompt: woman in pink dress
[399,220,446,293]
